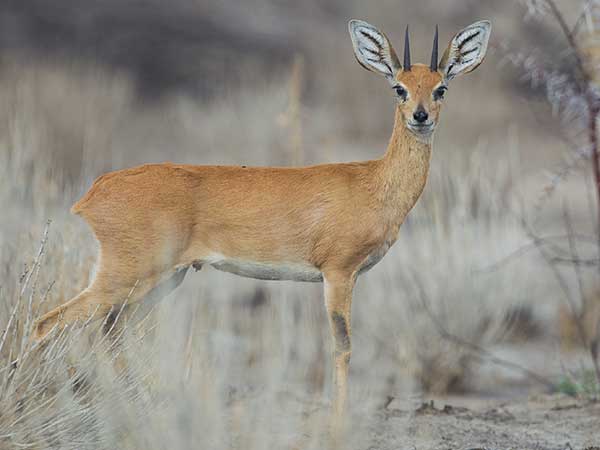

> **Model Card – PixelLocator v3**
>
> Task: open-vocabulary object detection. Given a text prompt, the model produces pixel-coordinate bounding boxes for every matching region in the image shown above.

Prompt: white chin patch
[408,125,435,143]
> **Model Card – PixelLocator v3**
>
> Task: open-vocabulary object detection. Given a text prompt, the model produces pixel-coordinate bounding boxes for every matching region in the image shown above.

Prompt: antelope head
[349,19,491,142]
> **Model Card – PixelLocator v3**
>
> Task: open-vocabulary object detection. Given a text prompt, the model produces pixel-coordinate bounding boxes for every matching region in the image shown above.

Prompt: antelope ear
[439,20,491,82]
[348,19,401,82]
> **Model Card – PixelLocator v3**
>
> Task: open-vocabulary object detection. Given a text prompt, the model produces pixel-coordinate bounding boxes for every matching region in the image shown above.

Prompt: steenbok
[34,19,491,414]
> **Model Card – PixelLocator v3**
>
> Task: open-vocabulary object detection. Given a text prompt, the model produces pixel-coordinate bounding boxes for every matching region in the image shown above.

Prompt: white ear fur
[348,19,400,82]
[439,20,491,82]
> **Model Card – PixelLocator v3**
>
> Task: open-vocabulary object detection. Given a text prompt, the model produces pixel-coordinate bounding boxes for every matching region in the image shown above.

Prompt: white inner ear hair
[355,26,394,77]
[446,26,486,77]
[358,27,383,50]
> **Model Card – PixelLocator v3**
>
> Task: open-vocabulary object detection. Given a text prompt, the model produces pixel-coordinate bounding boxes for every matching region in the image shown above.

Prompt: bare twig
[529,0,600,386]
[414,278,556,390]
[0,221,51,357]
[571,0,597,38]
[545,0,600,264]
[566,200,600,384]
[479,233,597,274]
[543,0,589,88]
[563,202,591,348]
[551,256,600,266]
[92,279,138,351]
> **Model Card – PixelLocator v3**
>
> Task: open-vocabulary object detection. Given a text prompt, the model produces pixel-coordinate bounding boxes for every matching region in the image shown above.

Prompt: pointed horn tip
[430,25,439,72]
[403,25,411,71]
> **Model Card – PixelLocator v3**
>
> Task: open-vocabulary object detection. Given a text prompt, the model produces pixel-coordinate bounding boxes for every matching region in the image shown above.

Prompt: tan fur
[34,21,488,417]
[393,67,444,136]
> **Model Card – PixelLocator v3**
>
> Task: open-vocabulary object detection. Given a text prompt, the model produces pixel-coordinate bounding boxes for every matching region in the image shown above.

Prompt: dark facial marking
[332,312,350,353]
[394,85,408,101]
[433,86,447,100]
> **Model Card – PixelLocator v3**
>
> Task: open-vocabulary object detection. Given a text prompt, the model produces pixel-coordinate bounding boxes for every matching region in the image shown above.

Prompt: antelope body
[34,19,491,415]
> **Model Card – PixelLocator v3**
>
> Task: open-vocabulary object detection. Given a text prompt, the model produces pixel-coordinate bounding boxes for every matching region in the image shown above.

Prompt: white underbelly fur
[209,256,323,282]
[204,242,392,282]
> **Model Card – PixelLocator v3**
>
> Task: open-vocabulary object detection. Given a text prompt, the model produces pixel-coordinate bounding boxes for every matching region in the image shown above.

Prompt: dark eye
[394,86,407,101]
[433,86,447,100]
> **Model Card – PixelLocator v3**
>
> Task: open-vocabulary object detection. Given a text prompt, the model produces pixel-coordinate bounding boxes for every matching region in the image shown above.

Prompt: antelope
[33,19,491,414]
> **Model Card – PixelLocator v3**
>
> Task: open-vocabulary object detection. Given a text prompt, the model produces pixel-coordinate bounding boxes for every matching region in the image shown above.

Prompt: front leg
[323,270,356,417]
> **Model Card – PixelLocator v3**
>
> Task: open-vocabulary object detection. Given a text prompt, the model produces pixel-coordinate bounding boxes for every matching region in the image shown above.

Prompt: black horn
[430,25,439,72]
[403,25,411,71]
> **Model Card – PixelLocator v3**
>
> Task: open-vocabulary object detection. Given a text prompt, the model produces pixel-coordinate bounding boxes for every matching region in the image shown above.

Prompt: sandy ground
[356,394,599,450]
[220,387,598,449]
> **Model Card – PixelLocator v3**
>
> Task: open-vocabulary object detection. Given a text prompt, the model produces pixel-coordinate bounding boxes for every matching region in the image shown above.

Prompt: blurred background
[1,1,599,449]
[0,0,575,173]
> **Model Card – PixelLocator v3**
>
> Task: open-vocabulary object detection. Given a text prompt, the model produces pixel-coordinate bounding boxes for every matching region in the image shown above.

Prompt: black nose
[413,109,429,123]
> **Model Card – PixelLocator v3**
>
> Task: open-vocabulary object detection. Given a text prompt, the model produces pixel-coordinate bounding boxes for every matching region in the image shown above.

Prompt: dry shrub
[559,288,600,350]
[502,305,543,342]
[0,59,134,201]
[0,62,340,449]
[355,151,551,395]
[0,225,142,450]
[0,59,557,447]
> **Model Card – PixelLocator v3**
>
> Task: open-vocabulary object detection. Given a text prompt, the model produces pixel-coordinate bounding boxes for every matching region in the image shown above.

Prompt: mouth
[407,122,435,136]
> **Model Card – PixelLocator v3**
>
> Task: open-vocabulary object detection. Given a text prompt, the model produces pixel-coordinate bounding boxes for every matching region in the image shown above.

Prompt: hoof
[32,315,59,343]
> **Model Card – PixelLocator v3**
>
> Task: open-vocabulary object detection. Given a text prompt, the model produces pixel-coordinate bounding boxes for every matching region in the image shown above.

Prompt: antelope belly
[210,259,323,282]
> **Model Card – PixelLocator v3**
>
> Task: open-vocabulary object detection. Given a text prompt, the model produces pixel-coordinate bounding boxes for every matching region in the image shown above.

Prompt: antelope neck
[376,106,433,211]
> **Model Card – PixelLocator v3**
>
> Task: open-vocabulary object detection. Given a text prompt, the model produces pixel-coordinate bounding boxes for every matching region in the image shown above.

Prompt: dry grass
[0,56,570,449]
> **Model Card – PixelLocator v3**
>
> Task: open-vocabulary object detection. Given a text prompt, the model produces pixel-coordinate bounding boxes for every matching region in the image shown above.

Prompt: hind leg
[127,266,191,325]
[105,267,191,371]
[33,289,111,342]
[32,271,169,343]
[94,267,192,375]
